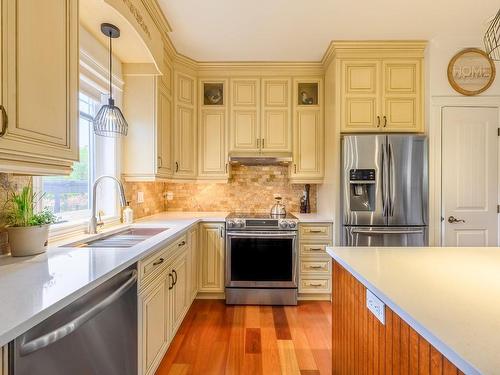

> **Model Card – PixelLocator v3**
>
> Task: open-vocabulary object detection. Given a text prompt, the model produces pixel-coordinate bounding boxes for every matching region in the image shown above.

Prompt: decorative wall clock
[447,48,496,96]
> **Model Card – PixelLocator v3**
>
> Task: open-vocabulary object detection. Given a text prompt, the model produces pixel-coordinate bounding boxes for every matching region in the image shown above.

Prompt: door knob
[448,216,465,224]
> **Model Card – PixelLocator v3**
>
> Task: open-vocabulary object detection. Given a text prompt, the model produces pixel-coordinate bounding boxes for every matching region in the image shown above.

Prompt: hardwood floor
[156,300,332,375]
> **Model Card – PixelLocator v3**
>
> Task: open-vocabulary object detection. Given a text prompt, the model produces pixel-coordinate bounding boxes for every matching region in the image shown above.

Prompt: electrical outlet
[137,191,144,204]
[165,191,174,201]
[366,289,385,324]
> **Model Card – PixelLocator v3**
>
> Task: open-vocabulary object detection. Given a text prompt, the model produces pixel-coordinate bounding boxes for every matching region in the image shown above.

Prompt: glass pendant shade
[93,23,128,137]
[93,98,128,137]
[484,8,500,61]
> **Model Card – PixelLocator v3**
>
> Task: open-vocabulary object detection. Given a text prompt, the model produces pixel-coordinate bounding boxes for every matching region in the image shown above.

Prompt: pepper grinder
[304,184,311,213]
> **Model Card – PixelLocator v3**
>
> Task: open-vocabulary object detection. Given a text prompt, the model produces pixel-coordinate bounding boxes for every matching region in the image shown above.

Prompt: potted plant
[5,182,57,257]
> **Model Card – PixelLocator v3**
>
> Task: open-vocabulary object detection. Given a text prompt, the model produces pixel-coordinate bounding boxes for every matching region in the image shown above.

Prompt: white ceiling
[158,0,499,61]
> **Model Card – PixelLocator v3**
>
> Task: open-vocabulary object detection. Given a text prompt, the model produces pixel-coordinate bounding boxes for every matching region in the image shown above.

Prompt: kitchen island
[327,246,500,375]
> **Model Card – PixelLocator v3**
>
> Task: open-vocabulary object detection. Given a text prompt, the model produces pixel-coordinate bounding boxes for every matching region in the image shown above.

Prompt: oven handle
[226,231,297,237]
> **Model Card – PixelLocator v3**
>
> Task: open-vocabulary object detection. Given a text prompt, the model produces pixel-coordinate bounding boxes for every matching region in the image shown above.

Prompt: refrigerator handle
[388,143,395,216]
[381,143,388,217]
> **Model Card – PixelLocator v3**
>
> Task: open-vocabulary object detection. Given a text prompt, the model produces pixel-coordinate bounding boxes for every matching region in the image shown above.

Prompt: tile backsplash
[123,181,167,219]
[165,165,316,213]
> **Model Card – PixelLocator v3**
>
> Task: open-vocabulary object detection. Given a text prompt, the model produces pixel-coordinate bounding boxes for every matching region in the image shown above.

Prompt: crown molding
[141,0,172,33]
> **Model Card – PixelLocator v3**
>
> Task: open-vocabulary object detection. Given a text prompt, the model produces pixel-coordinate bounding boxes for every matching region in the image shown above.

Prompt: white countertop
[326,246,500,375]
[291,212,333,222]
[0,212,228,347]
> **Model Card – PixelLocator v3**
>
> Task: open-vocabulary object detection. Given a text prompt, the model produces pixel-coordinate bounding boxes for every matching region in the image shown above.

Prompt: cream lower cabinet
[336,42,426,133]
[139,272,170,375]
[138,235,191,375]
[1,345,7,375]
[198,223,225,294]
[169,248,189,338]
[0,0,79,175]
[187,226,199,301]
[298,222,333,300]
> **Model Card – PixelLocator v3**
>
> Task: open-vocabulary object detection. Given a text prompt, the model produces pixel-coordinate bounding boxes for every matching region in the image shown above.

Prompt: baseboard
[298,294,332,301]
[195,292,225,300]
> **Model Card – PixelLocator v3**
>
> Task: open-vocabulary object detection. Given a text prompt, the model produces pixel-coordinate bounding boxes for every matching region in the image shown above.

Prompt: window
[37,92,120,227]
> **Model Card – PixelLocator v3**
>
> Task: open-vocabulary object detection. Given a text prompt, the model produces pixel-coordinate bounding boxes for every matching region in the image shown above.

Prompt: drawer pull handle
[308,265,324,269]
[0,105,7,137]
[168,273,174,290]
[172,269,177,285]
[309,283,323,287]
[309,230,323,233]
[153,258,164,266]
[309,248,323,251]
[178,240,186,247]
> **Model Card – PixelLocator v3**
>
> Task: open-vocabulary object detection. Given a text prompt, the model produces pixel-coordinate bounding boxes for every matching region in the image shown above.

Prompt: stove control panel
[226,218,298,230]
[279,220,297,229]
[226,219,245,229]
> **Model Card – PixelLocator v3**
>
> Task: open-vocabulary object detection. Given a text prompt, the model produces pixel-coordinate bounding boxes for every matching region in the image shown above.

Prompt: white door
[442,106,498,246]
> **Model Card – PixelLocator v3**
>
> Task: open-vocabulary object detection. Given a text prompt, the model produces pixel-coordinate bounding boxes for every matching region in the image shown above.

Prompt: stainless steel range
[225,212,298,305]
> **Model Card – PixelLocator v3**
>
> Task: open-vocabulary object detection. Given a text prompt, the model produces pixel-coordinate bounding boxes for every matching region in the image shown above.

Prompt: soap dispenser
[123,201,134,224]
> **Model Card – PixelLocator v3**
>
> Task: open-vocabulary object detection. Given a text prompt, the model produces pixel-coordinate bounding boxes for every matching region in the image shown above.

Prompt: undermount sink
[61,227,169,248]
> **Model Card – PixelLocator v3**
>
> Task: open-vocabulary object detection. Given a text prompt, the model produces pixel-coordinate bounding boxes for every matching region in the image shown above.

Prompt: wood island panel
[332,261,464,375]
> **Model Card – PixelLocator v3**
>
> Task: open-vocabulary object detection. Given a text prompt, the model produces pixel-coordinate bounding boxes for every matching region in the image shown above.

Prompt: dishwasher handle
[19,269,137,356]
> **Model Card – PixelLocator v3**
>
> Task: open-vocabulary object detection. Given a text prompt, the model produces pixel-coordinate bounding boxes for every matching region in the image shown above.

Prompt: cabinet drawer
[139,234,187,286]
[300,243,331,257]
[300,260,331,274]
[299,224,332,240]
[299,277,331,293]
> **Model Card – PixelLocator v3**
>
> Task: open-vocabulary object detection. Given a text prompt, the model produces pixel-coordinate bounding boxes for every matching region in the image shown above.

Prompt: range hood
[228,152,293,165]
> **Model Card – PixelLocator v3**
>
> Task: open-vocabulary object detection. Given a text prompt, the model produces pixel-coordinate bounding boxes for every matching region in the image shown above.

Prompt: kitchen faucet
[88,175,127,234]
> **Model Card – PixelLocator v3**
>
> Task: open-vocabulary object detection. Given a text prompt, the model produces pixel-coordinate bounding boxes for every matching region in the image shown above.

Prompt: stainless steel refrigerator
[341,135,428,246]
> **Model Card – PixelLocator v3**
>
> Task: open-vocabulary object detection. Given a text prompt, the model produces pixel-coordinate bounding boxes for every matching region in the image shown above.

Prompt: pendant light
[484,8,500,61]
[93,23,128,137]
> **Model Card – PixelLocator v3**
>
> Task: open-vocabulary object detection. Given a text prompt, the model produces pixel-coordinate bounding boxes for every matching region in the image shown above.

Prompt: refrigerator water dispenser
[349,169,375,211]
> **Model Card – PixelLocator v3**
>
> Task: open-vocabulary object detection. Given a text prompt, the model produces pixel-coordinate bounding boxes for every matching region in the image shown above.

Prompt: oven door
[226,231,297,288]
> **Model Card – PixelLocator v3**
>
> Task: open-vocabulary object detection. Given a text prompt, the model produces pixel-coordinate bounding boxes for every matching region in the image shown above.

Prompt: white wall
[427,34,500,97]
[318,31,500,245]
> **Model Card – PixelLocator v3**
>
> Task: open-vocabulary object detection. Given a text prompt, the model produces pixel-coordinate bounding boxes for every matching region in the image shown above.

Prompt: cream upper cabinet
[174,71,197,179]
[341,61,381,131]
[337,42,425,133]
[123,74,173,181]
[290,78,324,183]
[198,79,228,179]
[261,79,292,152]
[382,60,422,132]
[157,82,173,176]
[198,223,225,293]
[0,0,78,175]
[230,79,260,152]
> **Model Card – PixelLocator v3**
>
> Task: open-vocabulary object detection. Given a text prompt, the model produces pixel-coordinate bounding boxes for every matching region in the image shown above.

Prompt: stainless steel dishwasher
[9,265,137,375]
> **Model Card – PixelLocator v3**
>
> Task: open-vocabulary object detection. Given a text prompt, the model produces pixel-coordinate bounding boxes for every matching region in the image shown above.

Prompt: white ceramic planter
[7,224,50,257]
